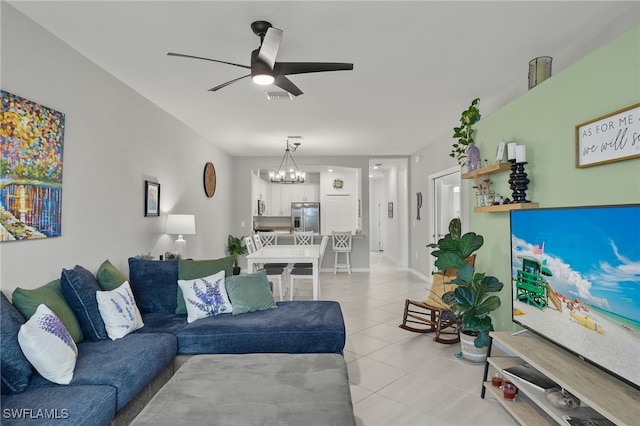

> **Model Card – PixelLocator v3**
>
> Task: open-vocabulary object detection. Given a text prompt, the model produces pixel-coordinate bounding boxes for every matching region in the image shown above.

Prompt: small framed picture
[388,202,394,218]
[145,181,160,217]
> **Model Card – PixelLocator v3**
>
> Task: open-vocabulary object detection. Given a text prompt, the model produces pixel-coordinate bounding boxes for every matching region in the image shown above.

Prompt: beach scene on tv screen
[510,206,640,387]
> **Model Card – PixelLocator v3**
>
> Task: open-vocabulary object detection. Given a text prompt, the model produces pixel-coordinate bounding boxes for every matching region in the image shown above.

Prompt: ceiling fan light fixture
[252,73,275,85]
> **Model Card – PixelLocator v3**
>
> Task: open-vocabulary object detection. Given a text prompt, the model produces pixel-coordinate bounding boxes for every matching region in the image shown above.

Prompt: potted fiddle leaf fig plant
[451,98,481,169]
[427,218,503,362]
[227,235,248,275]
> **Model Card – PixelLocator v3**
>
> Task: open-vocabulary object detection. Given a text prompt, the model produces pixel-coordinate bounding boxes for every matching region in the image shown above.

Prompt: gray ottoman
[131,354,356,426]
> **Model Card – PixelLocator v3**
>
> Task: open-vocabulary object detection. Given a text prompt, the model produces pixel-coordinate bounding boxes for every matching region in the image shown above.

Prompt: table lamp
[166,214,196,258]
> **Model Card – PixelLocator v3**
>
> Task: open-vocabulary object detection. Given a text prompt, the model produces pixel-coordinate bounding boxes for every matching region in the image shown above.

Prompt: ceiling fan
[167,21,353,96]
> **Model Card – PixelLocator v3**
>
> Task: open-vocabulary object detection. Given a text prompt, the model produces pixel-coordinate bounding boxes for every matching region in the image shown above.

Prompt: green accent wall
[469,25,640,331]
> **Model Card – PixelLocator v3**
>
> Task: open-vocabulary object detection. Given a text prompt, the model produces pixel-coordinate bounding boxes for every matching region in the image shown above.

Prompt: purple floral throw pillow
[178,270,233,323]
[96,281,144,340]
[18,304,77,385]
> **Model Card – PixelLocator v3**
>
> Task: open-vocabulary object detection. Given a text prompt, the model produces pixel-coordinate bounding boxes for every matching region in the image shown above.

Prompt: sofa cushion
[176,256,234,314]
[18,304,78,385]
[28,332,177,411]
[96,281,144,340]
[225,271,277,315]
[0,385,117,426]
[12,280,84,343]
[60,265,108,341]
[178,270,233,323]
[0,293,32,395]
[135,312,188,335]
[128,258,179,314]
[96,259,127,291]
[175,301,346,355]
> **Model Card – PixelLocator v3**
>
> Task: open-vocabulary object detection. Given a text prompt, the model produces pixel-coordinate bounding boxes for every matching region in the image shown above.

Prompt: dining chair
[252,234,264,250]
[243,236,256,254]
[246,235,287,301]
[293,231,314,245]
[289,235,328,301]
[255,233,288,269]
[257,231,278,246]
[332,231,352,274]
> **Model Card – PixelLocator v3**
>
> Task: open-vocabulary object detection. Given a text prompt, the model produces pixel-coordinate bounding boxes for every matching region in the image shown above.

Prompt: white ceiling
[7,1,639,158]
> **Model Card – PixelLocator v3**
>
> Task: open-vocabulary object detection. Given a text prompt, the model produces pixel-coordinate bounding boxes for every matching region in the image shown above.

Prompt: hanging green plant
[451,98,481,167]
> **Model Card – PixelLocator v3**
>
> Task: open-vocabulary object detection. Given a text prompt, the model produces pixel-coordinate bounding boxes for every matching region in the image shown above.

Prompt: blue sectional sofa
[1,257,346,425]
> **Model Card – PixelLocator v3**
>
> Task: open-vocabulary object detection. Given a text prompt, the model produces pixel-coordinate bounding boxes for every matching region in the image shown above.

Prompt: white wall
[1,4,233,295]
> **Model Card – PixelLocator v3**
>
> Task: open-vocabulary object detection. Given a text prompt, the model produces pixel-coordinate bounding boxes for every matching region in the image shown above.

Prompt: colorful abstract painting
[1,90,65,241]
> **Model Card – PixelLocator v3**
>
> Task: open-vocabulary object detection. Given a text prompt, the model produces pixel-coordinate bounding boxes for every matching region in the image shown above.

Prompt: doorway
[428,167,461,275]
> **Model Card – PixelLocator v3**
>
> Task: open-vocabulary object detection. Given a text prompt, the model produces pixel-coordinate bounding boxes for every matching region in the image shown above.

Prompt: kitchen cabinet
[291,184,319,202]
[252,175,270,215]
[268,184,319,216]
[269,184,292,216]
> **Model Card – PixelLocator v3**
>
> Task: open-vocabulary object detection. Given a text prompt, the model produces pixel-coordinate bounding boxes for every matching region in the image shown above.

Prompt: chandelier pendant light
[269,141,306,184]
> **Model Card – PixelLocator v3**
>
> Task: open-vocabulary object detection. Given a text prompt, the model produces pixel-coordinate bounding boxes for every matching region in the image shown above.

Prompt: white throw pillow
[96,281,144,340]
[178,270,232,323]
[18,304,77,385]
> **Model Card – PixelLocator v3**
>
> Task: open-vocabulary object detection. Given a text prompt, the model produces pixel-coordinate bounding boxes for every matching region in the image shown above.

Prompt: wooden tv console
[482,331,640,425]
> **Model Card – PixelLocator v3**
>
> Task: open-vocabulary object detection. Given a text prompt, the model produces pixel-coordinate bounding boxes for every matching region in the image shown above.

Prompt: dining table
[246,244,321,300]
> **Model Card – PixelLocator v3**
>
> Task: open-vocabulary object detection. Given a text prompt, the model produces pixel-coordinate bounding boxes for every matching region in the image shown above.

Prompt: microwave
[257,200,266,216]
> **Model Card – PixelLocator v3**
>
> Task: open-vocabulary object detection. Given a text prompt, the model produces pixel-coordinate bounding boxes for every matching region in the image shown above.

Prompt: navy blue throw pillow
[60,265,108,341]
[128,258,179,314]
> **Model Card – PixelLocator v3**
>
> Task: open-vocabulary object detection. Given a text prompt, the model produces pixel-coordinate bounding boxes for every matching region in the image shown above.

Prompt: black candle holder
[508,160,518,201]
[513,162,531,203]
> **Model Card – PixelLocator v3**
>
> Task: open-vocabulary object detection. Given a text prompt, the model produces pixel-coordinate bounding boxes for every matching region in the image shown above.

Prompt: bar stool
[332,231,352,274]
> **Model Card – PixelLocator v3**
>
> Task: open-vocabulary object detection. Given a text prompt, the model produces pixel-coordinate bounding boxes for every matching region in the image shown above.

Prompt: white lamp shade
[166,214,196,235]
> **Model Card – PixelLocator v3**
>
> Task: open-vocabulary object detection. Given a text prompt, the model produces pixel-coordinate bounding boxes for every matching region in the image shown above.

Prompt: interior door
[429,168,461,275]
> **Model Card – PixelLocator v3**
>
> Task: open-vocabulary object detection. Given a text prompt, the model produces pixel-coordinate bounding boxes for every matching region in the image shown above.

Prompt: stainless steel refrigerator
[291,202,320,235]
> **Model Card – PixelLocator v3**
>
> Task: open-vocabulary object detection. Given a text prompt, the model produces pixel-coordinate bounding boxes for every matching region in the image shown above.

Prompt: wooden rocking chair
[399,255,475,344]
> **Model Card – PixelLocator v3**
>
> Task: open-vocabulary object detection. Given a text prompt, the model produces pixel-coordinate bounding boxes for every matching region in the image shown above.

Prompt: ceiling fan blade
[167,52,251,70]
[257,27,283,70]
[275,62,353,76]
[273,75,303,97]
[208,75,251,92]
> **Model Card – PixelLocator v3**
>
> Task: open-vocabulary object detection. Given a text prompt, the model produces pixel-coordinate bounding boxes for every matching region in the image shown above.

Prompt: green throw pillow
[12,279,84,343]
[176,256,235,314]
[225,270,277,315]
[96,259,127,291]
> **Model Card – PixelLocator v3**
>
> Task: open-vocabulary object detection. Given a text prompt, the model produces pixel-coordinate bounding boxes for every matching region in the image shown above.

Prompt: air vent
[266,91,294,100]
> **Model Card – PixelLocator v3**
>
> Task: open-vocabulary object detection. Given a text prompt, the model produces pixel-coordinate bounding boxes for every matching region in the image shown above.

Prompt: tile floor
[286,252,518,426]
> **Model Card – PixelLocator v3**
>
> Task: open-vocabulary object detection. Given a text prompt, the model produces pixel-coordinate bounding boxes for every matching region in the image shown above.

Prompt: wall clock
[333,178,344,190]
[203,162,216,198]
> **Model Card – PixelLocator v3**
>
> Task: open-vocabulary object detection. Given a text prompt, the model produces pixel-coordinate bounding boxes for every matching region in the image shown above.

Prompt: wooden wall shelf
[474,203,539,213]
[461,162,512,179]
[462,162,539,212]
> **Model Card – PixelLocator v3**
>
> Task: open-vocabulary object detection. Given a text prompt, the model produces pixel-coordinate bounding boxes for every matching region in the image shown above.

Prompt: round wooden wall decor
[203,162,216,198]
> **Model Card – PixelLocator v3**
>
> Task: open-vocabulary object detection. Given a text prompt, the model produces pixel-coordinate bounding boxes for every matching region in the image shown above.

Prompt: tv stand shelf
[484,331,640,425]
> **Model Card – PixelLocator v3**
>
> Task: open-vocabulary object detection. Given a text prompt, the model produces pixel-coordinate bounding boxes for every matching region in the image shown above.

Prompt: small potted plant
[227,235,248,275]
[427,218,503,362]
[451,98,481,170]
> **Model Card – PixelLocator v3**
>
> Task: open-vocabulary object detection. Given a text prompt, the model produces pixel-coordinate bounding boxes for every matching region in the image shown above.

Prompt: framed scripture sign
[575,103,640,168]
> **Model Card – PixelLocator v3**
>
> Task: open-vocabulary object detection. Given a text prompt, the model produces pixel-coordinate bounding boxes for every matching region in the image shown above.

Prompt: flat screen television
[510,204,640,390]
